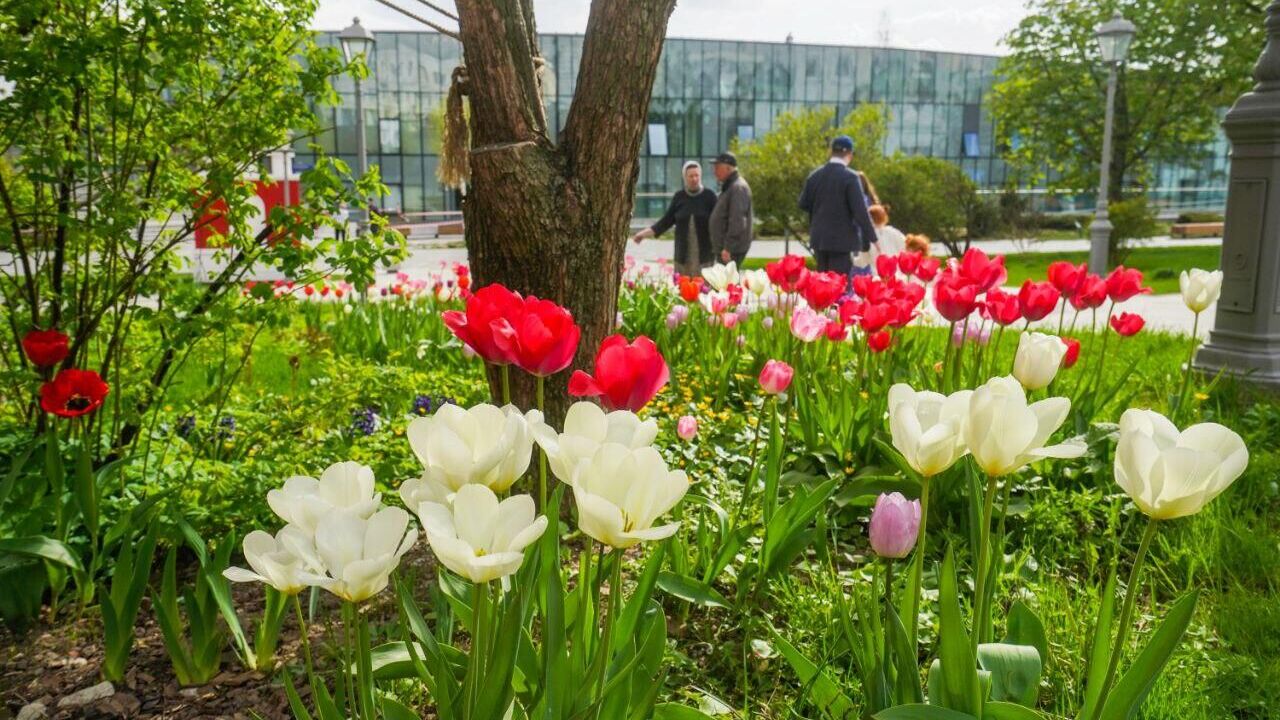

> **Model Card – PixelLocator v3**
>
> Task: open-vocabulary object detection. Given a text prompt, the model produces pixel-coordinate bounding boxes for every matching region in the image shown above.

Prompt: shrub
[1109,195,1162,261]
[870,154,978,256]
[1175,211,1224,224]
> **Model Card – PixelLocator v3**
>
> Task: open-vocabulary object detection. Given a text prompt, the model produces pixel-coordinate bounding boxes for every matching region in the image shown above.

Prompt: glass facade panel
[310,31,1229,215]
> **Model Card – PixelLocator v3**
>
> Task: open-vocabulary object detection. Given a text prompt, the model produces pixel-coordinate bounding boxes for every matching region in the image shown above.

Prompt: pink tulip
[789,306,826,342]
[868,492,921,559]
[677,415,698,440]
[762,316,775,330]
[759,359,794,395]
[722,312,741,329]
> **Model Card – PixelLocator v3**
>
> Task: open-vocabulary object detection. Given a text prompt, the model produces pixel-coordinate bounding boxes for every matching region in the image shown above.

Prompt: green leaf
[977,643,1041,707]
[1079,565,1118,720]
[0,536,83,570]
[379,696,422,720]
[983,701,1047,720]
[1098,591,1199,720]
[1003,601,1048,671]
[771,629,856,719]
[652,704,718,719]
[282,671,316,720]
[873,703,977,719]
[936,548,981,716]
[656,571,729,608]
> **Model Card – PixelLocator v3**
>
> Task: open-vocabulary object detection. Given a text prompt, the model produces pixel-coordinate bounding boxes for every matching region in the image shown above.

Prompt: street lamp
[1088,11,1137,275]
[339,17,376,183]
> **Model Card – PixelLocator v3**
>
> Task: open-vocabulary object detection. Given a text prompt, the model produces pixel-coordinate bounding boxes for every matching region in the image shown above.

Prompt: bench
[1170,222,1223,238]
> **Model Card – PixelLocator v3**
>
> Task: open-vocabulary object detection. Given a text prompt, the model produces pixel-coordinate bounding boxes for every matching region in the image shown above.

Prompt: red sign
[194,179,301,248]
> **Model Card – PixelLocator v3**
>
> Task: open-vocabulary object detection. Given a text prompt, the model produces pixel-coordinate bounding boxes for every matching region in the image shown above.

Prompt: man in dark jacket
[798,135,878,277]
[708,152,753,266]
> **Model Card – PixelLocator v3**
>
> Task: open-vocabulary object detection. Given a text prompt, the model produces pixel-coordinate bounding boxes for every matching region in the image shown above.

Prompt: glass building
[296,31,1229,218]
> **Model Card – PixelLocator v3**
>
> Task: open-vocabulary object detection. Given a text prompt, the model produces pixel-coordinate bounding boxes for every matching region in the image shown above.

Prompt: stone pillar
[1194,0,1280,389]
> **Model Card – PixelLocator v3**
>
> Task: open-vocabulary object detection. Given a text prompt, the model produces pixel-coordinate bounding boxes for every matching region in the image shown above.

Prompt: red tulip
[1047,261,1088,296]
[1069,274,1109,311]
[493,296,581,377]
[678,276,703,303]
[895,281,927,309]
[889,300,919,328]
[958,248,1007,291]
[442,284,524,365]
[875,254,898,278]
[858,302,895,333]
[1017,280,1061,322]
[766,255,810,293]
[897,251,921,276]
[867,329,892,353]
[838,299,862,326]
[802,271,847,310]
[824,320,849,342]
[40,368,109,418]
[1109,312,1145,337]
[914,256,941,282]
[568,335,669,412]
[726,284,744,308]
[1062,338,1082,368]
[982,288,1023,326]
[758,359,794,395]
[933,276,979,322]
[1105,266,1151,303]
[22,329,70,368]
[852,274,878,300]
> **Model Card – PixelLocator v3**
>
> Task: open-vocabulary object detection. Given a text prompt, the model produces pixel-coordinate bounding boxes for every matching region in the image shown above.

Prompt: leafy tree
[734,105,887,243]
[990,0,1265,199]
[0,0,403,451]
[873,155,979,257]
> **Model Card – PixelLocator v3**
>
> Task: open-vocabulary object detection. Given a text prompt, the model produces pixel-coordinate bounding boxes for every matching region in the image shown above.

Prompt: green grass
[739,244,1220,294]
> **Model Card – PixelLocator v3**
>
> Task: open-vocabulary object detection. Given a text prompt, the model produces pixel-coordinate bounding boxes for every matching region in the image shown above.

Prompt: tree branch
[455,0,546,145]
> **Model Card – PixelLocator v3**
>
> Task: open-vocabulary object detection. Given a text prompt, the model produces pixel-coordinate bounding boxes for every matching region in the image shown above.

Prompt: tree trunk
[455,0,675,418]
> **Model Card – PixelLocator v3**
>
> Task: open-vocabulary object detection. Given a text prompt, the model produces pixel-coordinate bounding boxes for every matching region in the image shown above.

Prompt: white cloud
[313,0,1024,56]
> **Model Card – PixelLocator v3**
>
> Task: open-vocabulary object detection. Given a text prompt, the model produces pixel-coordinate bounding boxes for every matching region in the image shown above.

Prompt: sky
[314,0,1029,57]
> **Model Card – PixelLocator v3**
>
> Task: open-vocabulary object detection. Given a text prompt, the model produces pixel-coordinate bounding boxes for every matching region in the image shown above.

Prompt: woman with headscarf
[631,161,718,277]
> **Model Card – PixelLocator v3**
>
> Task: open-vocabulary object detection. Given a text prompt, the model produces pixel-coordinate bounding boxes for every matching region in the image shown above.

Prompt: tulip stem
[536,375,547,510]
[354,604,375,720]
[292,594,315,682]
[905,475,932,656]
[973,474,999,656]
[593,550,622,717]
[1091,518,1159,720]
[1173,312,1201,423]
[500,365,511,405]
[882,558,895,677]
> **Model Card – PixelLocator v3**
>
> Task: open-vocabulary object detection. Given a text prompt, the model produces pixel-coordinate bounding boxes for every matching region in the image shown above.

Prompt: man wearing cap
[708,152,754,267]
[799,135,878,280]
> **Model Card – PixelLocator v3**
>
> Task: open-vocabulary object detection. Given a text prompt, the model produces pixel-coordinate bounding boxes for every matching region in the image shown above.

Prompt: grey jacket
[709,172,753,255]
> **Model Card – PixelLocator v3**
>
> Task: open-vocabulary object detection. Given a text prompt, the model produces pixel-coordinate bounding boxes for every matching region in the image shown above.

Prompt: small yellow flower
[859,391,869,400]
[1194,392,1209,401]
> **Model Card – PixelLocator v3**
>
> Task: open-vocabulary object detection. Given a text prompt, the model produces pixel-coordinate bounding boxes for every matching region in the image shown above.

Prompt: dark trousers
[729,250,748,266]
[815,250,853,275]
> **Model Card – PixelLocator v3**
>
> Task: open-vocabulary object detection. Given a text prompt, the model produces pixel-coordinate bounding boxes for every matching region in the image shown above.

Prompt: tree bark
[455,0,675,418]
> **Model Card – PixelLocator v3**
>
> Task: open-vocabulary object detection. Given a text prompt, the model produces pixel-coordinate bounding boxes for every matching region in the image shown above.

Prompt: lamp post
[1088,11,1137,275]
[339,17,376,223]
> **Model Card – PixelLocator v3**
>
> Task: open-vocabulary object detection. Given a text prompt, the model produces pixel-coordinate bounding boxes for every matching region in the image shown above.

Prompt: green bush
[1109,195,1162,261]
[1033,213,1092,231]
[870,154,978,255]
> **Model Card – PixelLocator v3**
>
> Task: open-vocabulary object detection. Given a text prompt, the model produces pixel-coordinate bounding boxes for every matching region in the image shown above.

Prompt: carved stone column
[1195,0,1280,389]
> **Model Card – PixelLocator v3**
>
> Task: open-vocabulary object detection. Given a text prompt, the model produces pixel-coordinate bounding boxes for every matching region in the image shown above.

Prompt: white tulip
[306,506,417,603]
[965,376,1086,477]
[1114,409,1248,519]
[1012,332,1068,391]
[267,461,382,534]
[742,269,772,296]
[1179,268,1223,314]
[887,384,973,477]
[416,484,547,583]
[399,472,453,509]
[701,261,740,292]
[222,525,319,595]
[407,403,540,493]
[533,401,658,483]
[570,444,689,549]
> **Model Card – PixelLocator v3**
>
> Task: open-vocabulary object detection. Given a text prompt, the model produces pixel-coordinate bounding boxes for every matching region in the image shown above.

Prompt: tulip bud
[762,315,775,330]
[759,359,794,395]
[1012,332,1068,390]
[677,415,698,440]
[1179,268,1222,314]
[868,492,921,559]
